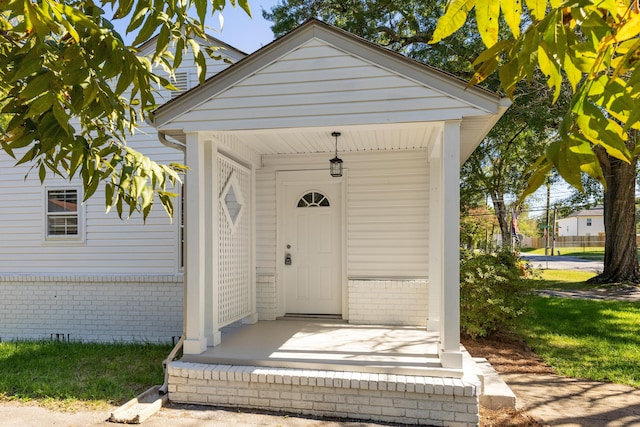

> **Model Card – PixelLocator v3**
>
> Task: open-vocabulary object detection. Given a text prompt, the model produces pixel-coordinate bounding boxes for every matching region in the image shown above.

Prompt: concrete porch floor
[181,319,463,378]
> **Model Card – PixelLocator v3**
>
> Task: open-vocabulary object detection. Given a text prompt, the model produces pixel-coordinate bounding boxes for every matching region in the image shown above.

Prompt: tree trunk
[491,193,511,248]
[590,150,640,283]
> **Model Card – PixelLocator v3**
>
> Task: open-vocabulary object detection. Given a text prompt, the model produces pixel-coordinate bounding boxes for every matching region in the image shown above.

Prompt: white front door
[281,171,342,315]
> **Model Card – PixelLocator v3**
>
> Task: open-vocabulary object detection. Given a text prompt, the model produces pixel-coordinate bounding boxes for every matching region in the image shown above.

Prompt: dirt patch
[462,331,554,375]
[480,407,543,427]
[462,332,551,427]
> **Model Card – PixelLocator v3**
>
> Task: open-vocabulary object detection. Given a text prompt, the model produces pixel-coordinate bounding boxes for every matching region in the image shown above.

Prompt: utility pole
[551,205,557,256]
[545,178,551,256]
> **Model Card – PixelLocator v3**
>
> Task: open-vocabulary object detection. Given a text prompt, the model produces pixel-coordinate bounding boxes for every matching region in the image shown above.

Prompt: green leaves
[430,0,476,45]
[0,0,251,219]
[432,0,640,198]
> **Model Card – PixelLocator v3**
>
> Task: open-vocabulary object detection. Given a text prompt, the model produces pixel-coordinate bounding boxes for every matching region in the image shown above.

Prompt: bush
[460,250,532,338]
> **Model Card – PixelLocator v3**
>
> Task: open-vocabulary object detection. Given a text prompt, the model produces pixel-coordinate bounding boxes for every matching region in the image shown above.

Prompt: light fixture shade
[330,131,343,177]
[330,156,343,177]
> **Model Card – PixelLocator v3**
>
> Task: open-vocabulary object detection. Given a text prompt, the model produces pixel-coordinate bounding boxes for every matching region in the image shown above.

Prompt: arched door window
[297,191,330,207]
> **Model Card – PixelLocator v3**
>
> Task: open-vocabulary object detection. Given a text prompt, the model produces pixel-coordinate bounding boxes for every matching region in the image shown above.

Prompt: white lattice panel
[218,155,251,326]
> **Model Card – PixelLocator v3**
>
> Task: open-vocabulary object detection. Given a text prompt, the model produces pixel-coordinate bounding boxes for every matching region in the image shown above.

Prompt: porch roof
[152,19,510,164]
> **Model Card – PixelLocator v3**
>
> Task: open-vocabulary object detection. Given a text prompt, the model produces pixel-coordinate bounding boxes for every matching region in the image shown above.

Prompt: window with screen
[46,188,80,239]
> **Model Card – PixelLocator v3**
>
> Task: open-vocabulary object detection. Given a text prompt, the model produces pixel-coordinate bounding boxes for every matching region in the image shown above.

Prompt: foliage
[431,0,640,196]
[0,341,171,407]
[432,0,640,283]
[460,250,533,338]
[462,79,566,247]
[514,210,538,238]
[0,0,250,219]
[461,205,498,251]
[264,0,481,78]
[518,296,640,387]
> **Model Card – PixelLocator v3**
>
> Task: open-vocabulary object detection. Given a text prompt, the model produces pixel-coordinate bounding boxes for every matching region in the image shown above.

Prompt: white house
[556,207,604,237]
[0,35,244,343]
[0,20,509,426]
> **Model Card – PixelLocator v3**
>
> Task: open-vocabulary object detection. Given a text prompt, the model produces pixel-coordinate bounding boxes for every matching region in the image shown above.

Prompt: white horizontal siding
[0,121,184,275]
[255,171,277,276]
[257,150,428,278]
[0,41,242,276]
[167,39,476,131]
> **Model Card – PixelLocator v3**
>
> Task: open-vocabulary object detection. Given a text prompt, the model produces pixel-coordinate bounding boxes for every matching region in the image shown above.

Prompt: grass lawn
[523,246,605,259]
[515,269,640,388]
[528,269,597,290]
[0,341,171,409]
[523,247,640,262]
[517,296,640,388]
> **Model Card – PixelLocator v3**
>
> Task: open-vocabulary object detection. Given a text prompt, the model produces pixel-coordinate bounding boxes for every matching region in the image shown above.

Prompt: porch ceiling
[164,122,444,156]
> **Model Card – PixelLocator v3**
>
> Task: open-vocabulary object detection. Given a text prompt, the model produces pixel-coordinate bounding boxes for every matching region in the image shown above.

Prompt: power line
[462,204,605,218]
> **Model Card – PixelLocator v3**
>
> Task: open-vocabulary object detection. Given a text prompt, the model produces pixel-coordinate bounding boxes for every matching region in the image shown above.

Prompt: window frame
[586,218,592,226]
[43,186,85,243]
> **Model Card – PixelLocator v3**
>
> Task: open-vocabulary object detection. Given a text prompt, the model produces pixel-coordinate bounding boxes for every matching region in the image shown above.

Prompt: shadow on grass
[0,341,171,405]
[518,296,640,387]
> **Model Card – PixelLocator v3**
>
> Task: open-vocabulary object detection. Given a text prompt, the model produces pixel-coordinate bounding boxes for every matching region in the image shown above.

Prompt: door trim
[276,169,348,319]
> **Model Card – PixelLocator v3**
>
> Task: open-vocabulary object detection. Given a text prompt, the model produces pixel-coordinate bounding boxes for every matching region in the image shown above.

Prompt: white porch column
[427,140,442,332]
[440,120,463,369]
[204,141,222,345]
[242,163,259,325]
[183,132,208,355]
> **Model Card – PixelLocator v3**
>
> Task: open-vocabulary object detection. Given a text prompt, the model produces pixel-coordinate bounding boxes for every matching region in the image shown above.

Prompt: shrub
[460,250,532,338]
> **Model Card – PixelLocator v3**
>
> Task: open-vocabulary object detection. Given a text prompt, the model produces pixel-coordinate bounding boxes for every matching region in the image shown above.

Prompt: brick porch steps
[168,361,481,426]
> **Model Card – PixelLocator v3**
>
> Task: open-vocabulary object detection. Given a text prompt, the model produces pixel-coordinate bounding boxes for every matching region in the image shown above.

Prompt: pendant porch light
[329,131,343,177]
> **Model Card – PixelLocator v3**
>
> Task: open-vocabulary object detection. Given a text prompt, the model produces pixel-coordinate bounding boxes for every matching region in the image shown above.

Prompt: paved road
[521,253,603,272]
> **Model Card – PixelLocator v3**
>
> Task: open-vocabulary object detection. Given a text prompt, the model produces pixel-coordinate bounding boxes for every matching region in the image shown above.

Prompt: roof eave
[152,19,506,129]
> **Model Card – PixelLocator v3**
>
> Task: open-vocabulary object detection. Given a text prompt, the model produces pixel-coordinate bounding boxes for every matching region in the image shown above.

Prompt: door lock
[284,253,292,265]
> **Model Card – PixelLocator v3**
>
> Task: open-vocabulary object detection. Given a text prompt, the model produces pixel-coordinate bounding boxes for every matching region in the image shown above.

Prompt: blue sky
[212,0,279,53]
[113,0,280,53]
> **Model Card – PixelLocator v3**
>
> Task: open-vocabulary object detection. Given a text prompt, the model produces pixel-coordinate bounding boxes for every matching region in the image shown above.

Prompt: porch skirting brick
[168,361,480,426]
[348,279,428,326]
[0,274,183,343]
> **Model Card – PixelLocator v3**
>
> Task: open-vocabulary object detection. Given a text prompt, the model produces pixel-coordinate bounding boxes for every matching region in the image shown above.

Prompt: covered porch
[153,19,510,426]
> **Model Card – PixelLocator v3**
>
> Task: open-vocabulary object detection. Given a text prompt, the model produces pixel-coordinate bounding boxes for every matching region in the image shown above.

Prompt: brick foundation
[168,361,480,426]
[0,274,183,343]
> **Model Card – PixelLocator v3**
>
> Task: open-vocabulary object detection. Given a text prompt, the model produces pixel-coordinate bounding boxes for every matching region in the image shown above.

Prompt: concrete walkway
[504,373,640,426]
[0,401,398,426]
[537,285,640,302]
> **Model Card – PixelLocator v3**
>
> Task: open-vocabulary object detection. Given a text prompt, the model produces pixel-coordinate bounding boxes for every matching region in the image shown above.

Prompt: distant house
[556,207,604,237]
